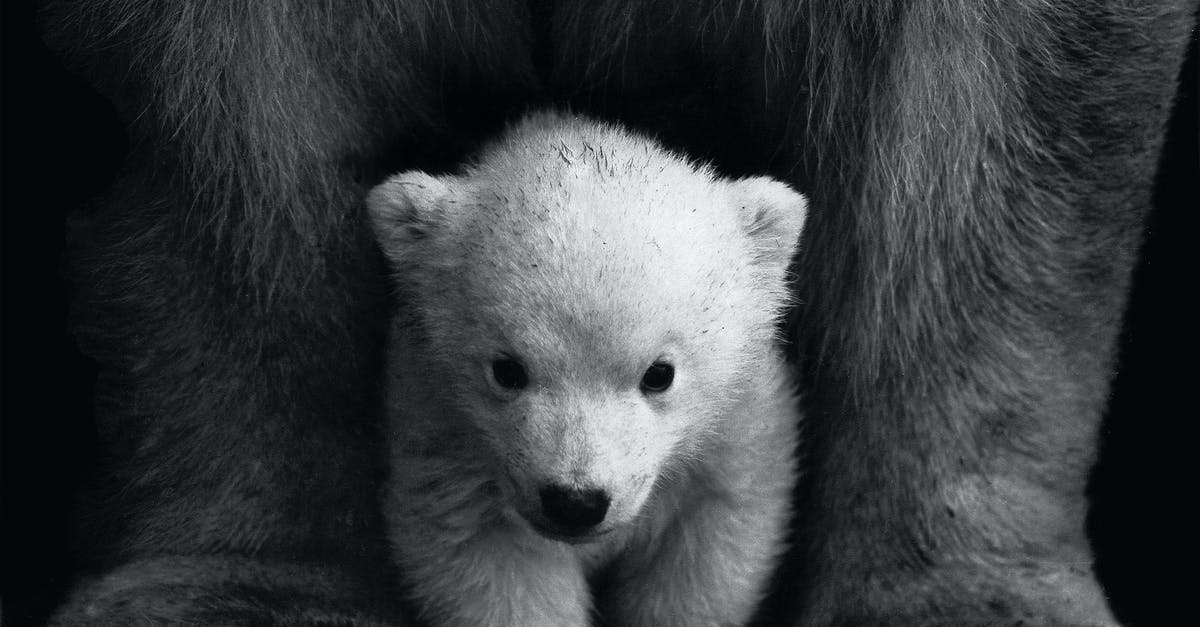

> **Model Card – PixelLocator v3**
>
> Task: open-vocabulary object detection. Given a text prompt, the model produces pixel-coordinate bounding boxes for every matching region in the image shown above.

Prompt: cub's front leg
[599,482,793,626]
[385,470,592,627]
[599,402,797,626]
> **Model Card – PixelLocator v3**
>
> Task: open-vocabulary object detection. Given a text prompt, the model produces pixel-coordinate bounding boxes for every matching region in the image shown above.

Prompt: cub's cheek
[604,472,660,525]
[492,465,520,504]
[493,461,545,520]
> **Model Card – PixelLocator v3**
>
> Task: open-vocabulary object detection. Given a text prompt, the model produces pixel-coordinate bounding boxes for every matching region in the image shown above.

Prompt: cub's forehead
[421,115,758,339]
[406,118,768,369]
[454,117,742,262]
[449,176,745,302]
[449,154,745,294]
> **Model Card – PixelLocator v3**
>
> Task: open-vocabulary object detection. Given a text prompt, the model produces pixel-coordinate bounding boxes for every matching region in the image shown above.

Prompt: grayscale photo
[3,2,1196,625]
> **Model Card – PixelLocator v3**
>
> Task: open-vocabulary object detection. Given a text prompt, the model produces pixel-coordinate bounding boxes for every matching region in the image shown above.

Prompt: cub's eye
[491,358,529,390]
[640,362,675,393]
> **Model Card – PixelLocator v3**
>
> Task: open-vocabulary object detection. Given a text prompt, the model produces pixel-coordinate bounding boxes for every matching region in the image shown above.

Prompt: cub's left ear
[730,177,808,272]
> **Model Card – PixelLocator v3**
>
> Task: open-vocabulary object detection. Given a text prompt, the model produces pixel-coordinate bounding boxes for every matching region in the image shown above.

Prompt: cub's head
[368,113,805,543]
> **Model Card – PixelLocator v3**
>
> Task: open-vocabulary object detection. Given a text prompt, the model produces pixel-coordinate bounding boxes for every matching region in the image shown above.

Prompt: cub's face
[368,116,805,543]
[456,306,725,543]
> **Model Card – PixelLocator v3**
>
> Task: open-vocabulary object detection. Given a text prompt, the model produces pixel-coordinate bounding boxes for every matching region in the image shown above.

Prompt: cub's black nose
[539,485,610,533]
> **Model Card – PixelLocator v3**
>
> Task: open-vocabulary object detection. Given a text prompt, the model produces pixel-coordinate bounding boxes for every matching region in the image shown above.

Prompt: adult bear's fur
[34,1,1195,624]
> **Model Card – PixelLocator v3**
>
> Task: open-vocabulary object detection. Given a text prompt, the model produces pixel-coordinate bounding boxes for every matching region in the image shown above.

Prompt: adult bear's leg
[791,3,1196,624]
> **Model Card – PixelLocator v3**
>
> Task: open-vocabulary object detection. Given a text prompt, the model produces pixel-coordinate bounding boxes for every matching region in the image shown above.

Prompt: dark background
[3,2,1196,624]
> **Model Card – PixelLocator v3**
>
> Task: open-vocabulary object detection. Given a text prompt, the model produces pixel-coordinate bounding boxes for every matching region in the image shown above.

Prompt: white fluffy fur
[368,112,806,626]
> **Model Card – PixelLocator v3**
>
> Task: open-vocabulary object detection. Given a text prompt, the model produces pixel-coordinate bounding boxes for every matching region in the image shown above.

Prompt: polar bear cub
[367,112,805,627]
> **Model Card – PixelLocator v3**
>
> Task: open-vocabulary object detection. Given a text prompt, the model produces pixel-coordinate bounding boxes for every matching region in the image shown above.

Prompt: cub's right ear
[729,176,807,276]
[366,171,452,265]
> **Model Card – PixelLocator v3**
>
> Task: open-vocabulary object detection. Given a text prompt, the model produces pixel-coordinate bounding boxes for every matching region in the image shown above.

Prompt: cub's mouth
[525,515,614,545]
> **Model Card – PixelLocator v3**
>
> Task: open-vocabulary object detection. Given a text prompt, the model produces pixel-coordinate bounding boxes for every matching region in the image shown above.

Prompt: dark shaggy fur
[27,0,1195,624]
